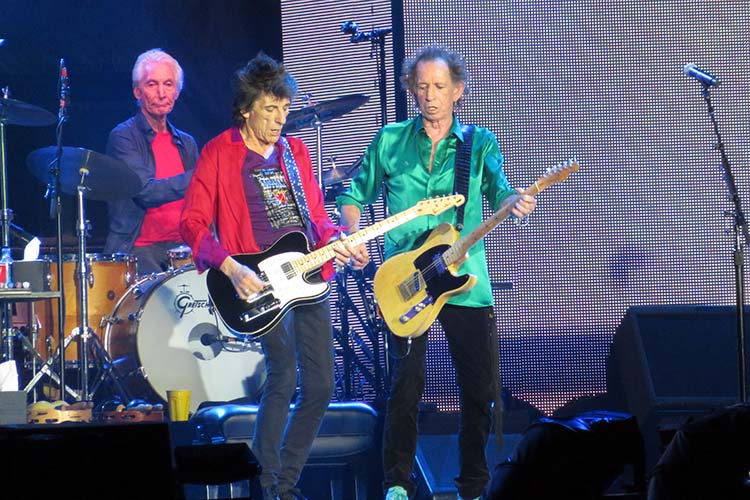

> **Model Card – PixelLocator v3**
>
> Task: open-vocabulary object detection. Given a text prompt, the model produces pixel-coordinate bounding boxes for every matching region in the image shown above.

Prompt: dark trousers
[132,240,182,276]
[383,304,500,499]
[254,300,335,497]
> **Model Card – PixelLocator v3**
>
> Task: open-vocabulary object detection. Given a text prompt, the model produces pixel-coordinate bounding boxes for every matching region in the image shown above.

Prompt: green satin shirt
[337,115,516,307]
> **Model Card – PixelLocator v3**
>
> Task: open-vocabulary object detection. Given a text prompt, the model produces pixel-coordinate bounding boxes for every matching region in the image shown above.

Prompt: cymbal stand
[72,170,128,401]
[0,88,14,362]
[300,94,325,190]
[312,116,324,190]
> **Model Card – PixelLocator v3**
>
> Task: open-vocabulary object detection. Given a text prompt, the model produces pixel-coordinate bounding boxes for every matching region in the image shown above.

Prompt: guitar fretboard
[291,195,464,275]
[442,160,577,266]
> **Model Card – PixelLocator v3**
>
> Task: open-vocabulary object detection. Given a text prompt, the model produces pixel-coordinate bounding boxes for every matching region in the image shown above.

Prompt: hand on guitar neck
[332,234,370,271]
[510,187,537,220]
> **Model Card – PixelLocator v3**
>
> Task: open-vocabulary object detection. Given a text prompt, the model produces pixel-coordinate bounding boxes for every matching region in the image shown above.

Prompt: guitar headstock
[415,194,466,216]
[531,158,580,194]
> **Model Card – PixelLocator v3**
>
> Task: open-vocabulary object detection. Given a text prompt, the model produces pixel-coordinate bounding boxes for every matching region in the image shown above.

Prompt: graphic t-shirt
[242,147,304,249]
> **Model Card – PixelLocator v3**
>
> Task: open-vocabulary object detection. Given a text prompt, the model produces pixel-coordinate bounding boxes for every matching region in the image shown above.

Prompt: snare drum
[167,244,193,270]
[103,266,265,413]
[36,253,137,361]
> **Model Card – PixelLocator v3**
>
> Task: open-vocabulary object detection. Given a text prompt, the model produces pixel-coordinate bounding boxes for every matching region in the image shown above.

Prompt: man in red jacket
[180,53,368,500]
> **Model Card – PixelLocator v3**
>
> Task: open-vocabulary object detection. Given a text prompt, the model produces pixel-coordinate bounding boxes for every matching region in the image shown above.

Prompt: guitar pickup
[399,295,434,324]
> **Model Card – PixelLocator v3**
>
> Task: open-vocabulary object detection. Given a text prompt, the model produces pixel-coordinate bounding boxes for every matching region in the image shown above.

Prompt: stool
[191,402,379,500]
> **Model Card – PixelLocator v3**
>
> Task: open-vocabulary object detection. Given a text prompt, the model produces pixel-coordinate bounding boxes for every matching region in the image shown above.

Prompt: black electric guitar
[373,160,580,338]
[206,195,465,340]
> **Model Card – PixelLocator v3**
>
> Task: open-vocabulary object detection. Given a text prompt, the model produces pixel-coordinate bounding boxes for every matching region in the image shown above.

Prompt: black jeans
[382,304,500,499]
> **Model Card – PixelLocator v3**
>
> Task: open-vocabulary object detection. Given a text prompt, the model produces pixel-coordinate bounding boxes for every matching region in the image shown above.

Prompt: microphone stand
[49,59,68,400]
[339,22,393,398]
[698,83,749,402]
[343,23,392,128]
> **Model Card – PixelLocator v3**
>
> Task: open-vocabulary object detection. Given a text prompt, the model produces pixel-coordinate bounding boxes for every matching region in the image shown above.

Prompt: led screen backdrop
[283,0,750,414]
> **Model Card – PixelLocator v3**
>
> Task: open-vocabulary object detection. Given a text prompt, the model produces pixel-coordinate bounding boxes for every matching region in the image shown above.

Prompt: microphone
[340,20,391,43]
[340,20,359,35]
[683,63,720,87]
[200,332,222,346]
[59,58,69,118]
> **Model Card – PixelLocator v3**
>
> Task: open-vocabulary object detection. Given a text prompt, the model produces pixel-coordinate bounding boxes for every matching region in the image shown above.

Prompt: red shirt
[135,131,185,246]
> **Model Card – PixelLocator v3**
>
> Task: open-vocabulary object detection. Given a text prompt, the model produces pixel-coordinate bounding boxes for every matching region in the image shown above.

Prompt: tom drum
[167,244,193,270]
[36,253,136,361]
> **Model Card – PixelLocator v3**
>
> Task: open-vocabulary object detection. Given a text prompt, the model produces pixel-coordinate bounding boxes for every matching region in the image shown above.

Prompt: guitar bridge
[240,295,281,324]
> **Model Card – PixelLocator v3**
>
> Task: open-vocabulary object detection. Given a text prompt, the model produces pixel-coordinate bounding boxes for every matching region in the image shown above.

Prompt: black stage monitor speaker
[0,422,178,500]
[607,305,749,468]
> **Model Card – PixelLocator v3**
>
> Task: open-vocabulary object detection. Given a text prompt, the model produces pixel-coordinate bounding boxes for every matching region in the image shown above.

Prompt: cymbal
[282,94,369,134]
[26,146,142,201]
[0,97,56,127]
[322,155,363,186]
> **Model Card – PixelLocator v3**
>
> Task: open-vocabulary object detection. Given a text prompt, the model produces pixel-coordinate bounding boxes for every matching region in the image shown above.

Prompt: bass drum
[103,266,265,413]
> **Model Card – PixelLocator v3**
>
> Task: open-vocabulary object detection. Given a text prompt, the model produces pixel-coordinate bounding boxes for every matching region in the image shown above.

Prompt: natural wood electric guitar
[374,160,580,338]
[206,194,465,340]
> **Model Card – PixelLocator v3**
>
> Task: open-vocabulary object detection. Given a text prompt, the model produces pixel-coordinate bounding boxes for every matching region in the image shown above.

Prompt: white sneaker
[385,485,408,500]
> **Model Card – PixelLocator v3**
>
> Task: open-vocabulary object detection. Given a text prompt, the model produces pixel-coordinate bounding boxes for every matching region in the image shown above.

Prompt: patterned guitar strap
[278,136,313,237]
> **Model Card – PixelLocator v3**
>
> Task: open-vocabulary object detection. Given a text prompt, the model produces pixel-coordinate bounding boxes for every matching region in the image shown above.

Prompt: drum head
[122,267,265,412]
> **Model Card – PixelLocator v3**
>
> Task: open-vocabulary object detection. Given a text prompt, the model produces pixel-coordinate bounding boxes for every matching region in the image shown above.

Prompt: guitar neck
[443,181,544,266]
[292,206,430,274]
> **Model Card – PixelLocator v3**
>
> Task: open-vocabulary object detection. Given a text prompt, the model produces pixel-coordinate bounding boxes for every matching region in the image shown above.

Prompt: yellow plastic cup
[166,390,191,421]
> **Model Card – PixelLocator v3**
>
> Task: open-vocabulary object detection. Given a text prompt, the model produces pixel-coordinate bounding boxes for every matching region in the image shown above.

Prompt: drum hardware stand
[20,330,79,401]
[17,299,78,400]
[332,262,388,401]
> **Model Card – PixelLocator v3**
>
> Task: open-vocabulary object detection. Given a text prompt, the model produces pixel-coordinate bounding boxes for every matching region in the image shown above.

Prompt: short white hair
[132,48,184,91]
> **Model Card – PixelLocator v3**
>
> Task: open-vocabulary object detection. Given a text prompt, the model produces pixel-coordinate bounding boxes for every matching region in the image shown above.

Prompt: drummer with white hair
[104,48,199,275]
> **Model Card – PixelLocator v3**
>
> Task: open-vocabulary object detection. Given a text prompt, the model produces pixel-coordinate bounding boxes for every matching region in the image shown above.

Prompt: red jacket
[180,127,340,277]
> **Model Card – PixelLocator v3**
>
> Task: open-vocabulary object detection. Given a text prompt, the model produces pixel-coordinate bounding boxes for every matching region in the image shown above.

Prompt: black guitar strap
[453,124,475,231]
[454,125,506,450]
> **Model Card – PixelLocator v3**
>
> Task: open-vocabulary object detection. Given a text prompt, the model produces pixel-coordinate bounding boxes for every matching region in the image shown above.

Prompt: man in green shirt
[337,46,537,500]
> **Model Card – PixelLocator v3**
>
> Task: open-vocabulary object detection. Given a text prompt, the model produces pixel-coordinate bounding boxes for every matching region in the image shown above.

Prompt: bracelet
[513,214,531,228]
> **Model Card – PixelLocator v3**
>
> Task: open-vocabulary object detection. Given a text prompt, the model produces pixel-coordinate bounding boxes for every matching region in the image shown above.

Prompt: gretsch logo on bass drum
[174,282,211,318]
